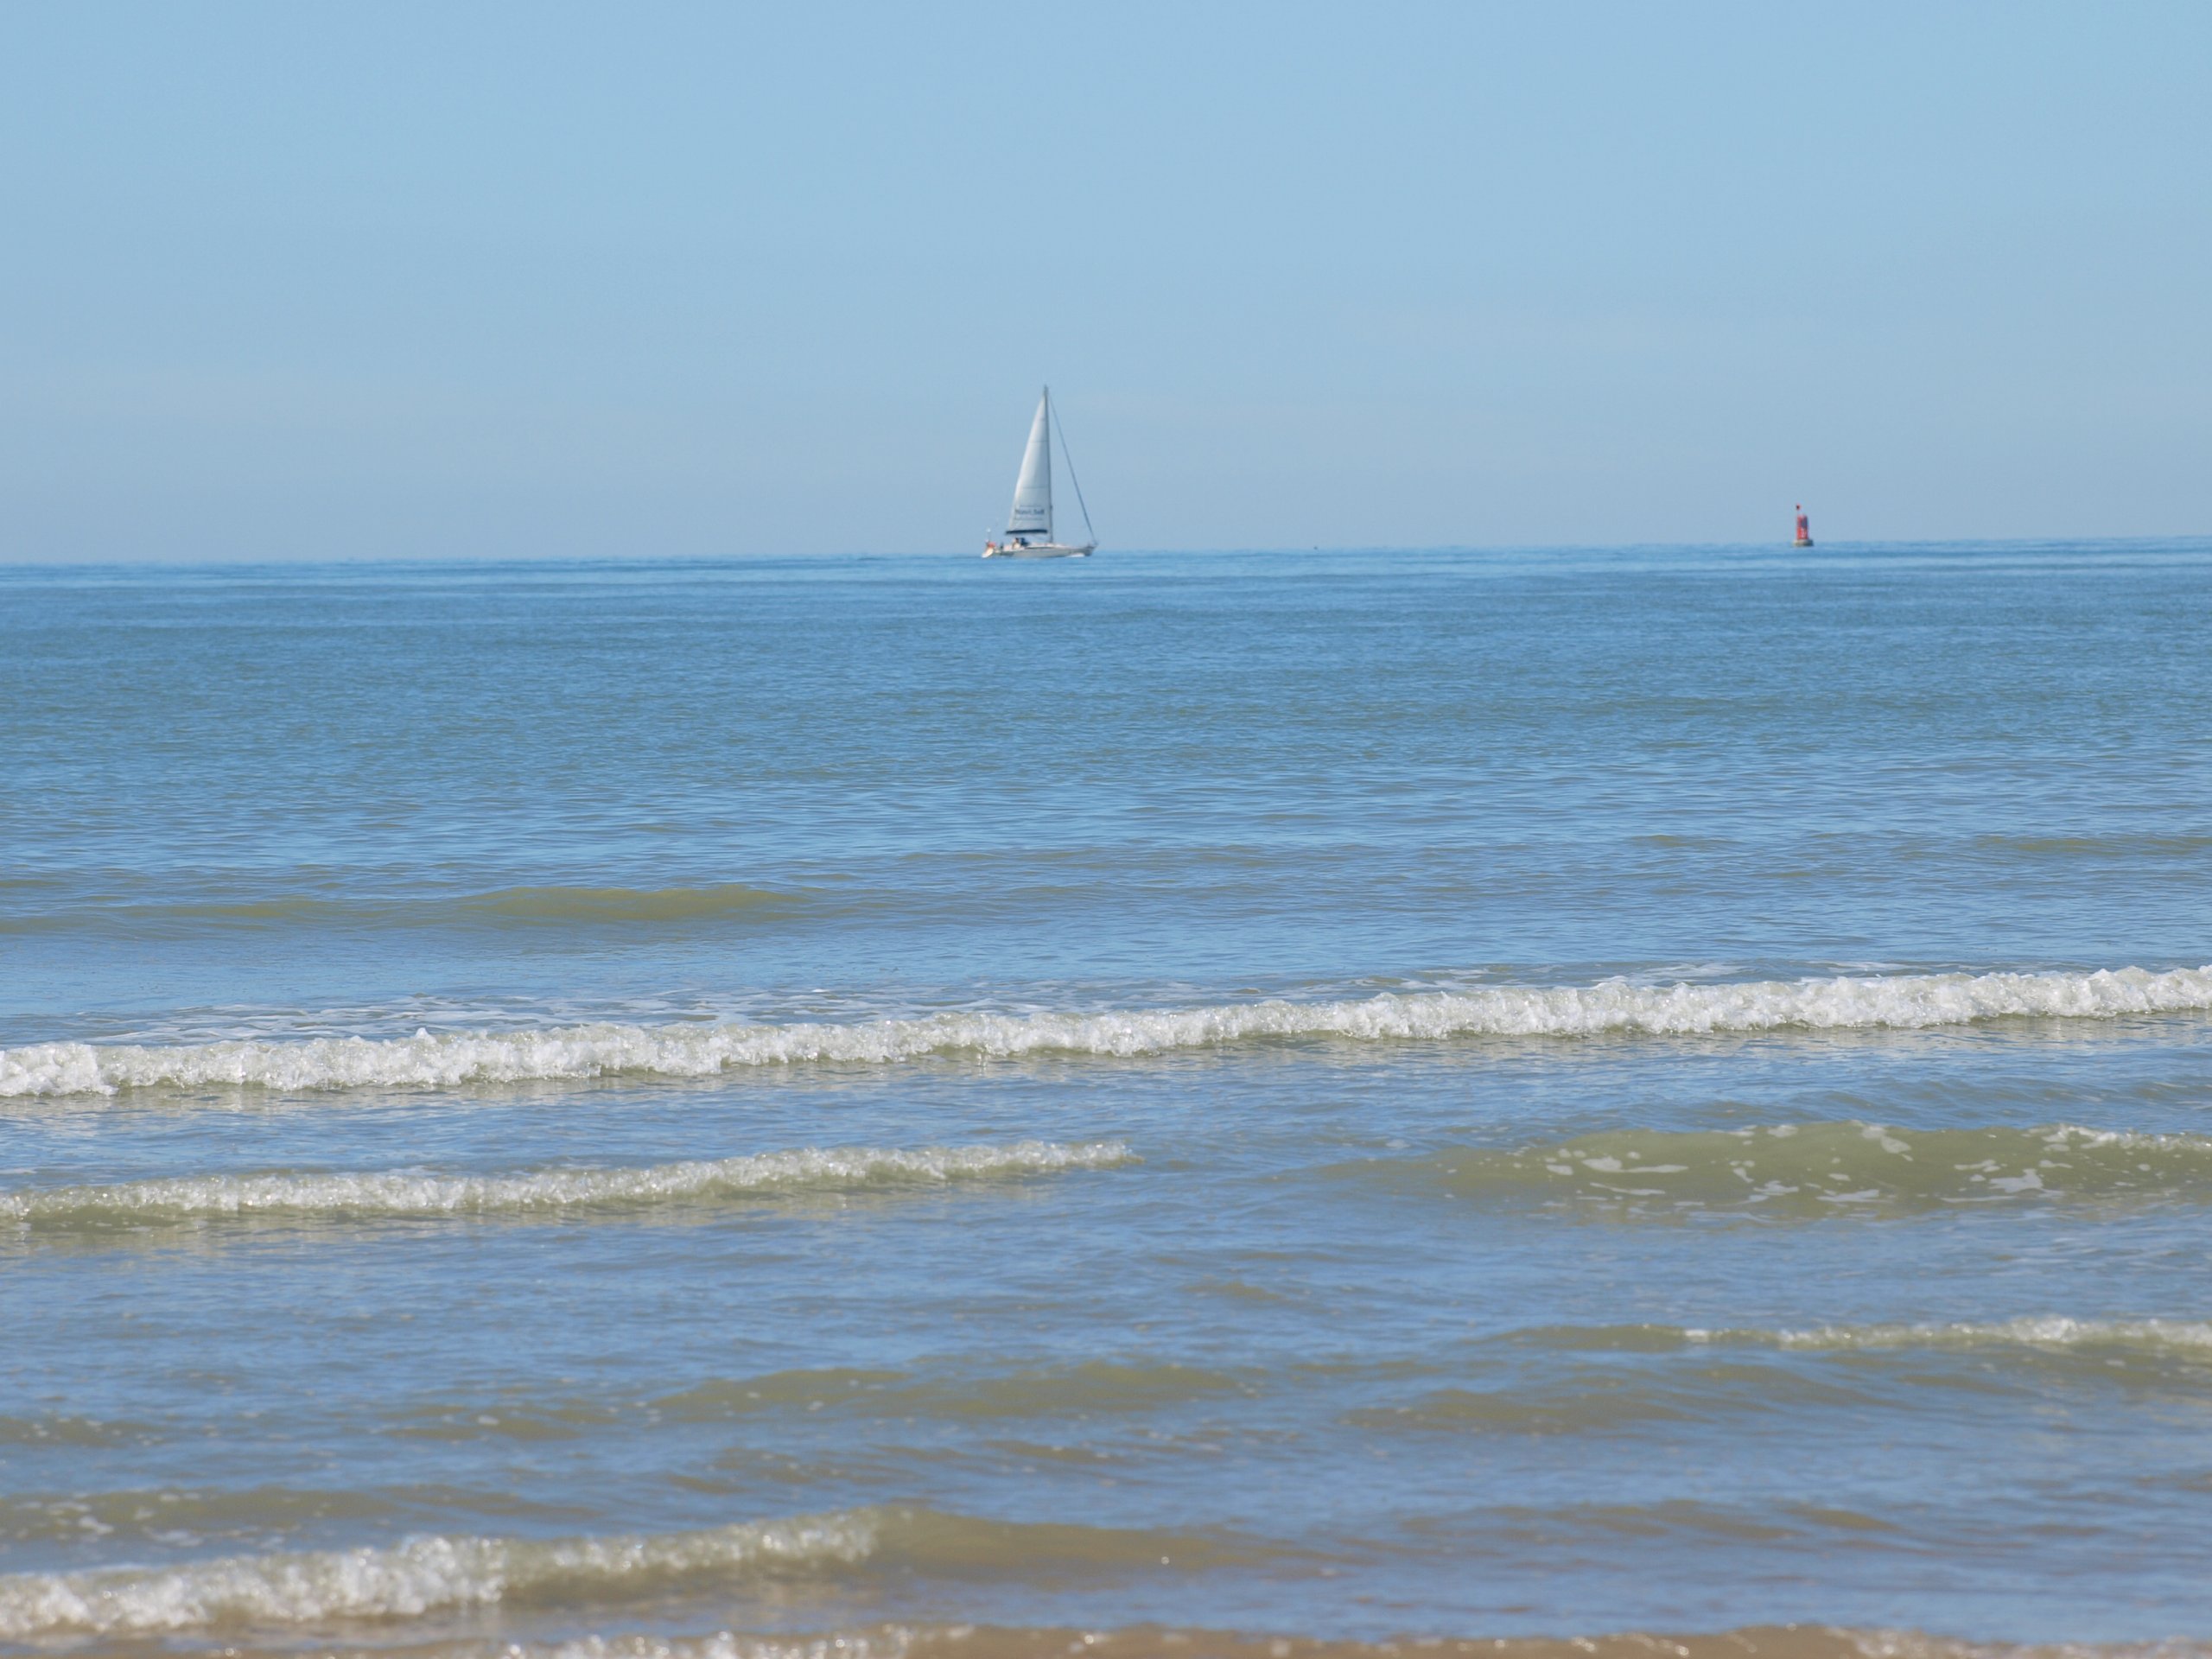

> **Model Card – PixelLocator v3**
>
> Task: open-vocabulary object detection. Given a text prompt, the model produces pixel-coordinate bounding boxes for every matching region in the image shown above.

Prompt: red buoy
[1794,505,1814,549]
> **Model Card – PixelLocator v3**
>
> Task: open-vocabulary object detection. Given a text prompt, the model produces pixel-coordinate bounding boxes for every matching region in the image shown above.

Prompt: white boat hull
[982,543,1093,559]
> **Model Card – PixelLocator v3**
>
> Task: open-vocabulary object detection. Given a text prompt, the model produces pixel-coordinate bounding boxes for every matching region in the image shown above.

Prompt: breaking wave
[153,1623,2212,1659]
[4,964,2208,1098]
[0,1510,874,1637]
[0,1507,1256,1638]
[0,1141,1129,1230]
[1739,1315,2212,1355]
[1345,1122,2212,1215]
[404,1627,2212,1659]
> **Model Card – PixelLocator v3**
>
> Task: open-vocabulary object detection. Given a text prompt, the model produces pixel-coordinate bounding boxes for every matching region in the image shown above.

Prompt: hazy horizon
[5,2,2208,563]
[7,533,2212,572]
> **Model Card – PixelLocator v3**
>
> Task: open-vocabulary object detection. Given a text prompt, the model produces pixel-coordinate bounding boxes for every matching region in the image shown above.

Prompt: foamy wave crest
[0,1141,1129,1229]
[0,1510,879,1638]
[5,964,2207,1098]
[1754,1316,2212,1354]
[398,1625,2212,1659]
[0,1507,1255,1639]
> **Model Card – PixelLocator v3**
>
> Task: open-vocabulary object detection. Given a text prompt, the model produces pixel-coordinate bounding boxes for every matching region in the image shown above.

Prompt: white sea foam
[0,1141,1130,1227]
[3,965,2207,1098]
[1765,1317,2212,1353]
[0,1505,1243,1638]
[388,1629,2212,1659]
[1660,1317,2212,1356]
[521,1633,925,1659]
[0,1510,880,1637]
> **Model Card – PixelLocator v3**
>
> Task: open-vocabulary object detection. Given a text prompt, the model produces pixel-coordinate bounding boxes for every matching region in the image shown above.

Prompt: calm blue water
[3,543,2210,1656]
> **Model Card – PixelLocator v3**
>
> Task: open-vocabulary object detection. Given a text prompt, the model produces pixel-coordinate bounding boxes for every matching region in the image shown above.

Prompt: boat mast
[1049,392,1098,550]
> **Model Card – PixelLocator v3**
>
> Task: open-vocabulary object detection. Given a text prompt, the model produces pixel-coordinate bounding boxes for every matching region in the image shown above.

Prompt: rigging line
[1050,397,1098,548]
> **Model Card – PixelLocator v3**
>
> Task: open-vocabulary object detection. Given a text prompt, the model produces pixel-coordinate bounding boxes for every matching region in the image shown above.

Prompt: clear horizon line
[3,531,2209,572]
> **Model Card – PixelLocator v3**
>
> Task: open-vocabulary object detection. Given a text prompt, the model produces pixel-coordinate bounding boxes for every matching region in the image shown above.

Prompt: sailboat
[982,387,1097,558]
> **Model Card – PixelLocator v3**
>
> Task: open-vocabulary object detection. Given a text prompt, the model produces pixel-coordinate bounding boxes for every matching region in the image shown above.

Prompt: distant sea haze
[4,542,2212,1654]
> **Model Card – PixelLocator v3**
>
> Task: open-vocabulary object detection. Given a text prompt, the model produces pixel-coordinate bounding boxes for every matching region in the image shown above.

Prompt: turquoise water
[3,543,2211,1655]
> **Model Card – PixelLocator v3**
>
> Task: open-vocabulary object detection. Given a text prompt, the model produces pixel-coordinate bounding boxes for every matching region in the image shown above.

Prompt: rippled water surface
[3,544,2210,1656]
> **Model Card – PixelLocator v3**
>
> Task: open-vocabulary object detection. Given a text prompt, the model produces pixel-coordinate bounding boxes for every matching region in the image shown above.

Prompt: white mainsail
[1005,390,1052,541]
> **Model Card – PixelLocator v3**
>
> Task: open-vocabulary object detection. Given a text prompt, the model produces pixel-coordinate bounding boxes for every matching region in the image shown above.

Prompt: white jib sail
[1006,390,1052,540]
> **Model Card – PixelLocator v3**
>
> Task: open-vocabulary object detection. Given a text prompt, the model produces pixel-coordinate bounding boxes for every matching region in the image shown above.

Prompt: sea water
[2,543,2210,1656]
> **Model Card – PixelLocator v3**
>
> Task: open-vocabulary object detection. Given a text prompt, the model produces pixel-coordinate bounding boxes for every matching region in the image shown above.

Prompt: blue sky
[3,2,2206,558]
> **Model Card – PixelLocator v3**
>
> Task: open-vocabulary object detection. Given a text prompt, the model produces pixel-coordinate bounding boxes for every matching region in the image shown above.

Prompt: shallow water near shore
[3,543,2210,1654]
